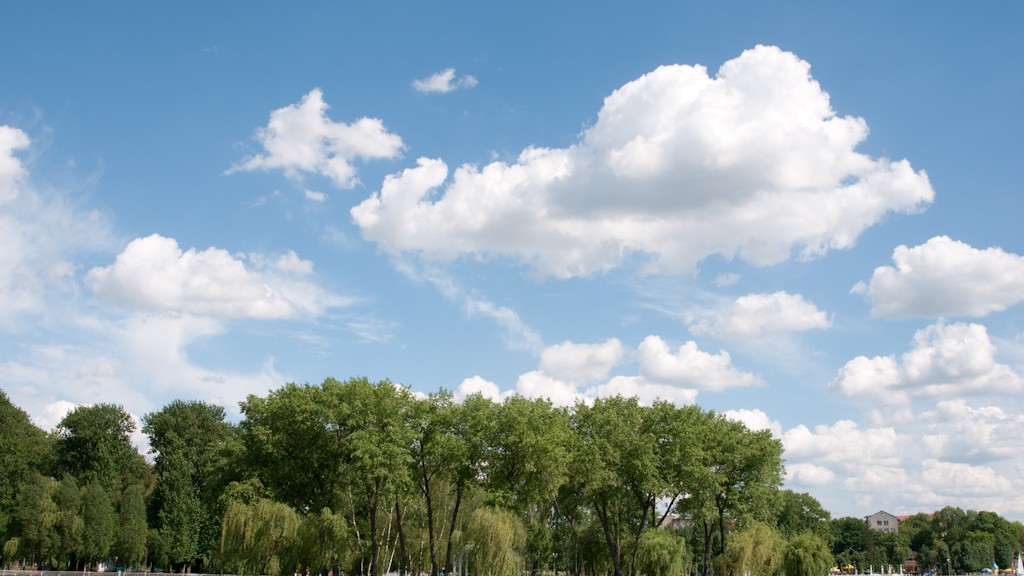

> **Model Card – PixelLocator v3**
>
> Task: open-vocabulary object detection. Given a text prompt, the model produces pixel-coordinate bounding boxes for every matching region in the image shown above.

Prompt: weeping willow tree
[723,522,784,576]
[636,529,690,576]
[220,497,300,576]
[782,533,833,576]
[466,507,525,576]
[288,507,350,575]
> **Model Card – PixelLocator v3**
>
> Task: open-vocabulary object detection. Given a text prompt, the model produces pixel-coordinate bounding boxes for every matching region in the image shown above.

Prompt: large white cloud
[0,125,30,204]
[539,338,625,384]
[635,335,762,390]
[853,236,1024,318]
[783,419,904,469]
[689,291,831,339]
[86,234,350,319]
[830,321,1024,403]
[353,45,933,278]
[229,89,404,189]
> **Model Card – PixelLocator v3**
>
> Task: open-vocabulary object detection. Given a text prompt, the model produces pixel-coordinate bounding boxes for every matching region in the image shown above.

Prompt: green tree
[783,533,834,576]
[830,517,870,571]
[465,506,526,576]
[115,483,147,568]
[80,482,116,569]
[220,496,300,576]
[325,377,416,576]
[636,528,690,576]
[289,507,349,576]
[144,399,236,571]
[53,475,83,569]
[0,391,52,545]
[707,417,784,564]
[774,490,831,541]
[240,383,344,513]
[55,404,146,491]
[951,531,994,572]
[573,396,664,576]
[13,473,58,567]
[723,522,784,576]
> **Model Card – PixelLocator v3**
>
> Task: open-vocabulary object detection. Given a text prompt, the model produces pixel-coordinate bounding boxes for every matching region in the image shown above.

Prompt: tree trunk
[422,463,438,576]
[702,518,713,576]
[369,498,379,576]
[396,500,409,576]
[594,499,622,576]
[444,479,464,572]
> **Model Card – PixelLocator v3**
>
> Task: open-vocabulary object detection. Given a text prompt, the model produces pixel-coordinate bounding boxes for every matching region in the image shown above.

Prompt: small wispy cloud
[413,68,478,94]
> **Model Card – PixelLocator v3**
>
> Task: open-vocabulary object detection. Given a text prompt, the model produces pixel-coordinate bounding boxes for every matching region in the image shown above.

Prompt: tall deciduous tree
[240,383,344,514]
[55,404,147,492]
[80,482,116,569]
[0,390,52,544]
[707,416,784,563]
[144,399,236,570]
[115,482,148,568]
[13,473,58,567]
[573,396,664,576]
[53,475,83,569]
[774,490,831,540]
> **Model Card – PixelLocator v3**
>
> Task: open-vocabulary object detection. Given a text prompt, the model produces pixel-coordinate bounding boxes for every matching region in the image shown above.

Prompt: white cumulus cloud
[830,321,1024,403]
[86,234,350,319]
[689,291,831,339]
[230,89,404,189]
[853,236,1024,318]
[455,375,510,403]
[722,408,782,437]
[783,420,904,470]
[353,45,933,278]
[413,68,479,93]
[786,463,836,486]
[539,338,625,384]
[635,335,763,390]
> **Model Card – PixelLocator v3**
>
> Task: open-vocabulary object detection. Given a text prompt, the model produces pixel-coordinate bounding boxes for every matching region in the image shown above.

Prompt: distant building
[866,510,900,533]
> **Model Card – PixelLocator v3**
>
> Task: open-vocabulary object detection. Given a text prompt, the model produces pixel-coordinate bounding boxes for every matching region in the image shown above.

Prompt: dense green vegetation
[1,381,1022,576]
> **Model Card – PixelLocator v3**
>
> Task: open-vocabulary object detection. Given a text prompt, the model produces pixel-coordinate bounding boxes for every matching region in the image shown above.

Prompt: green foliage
[116,483,148,568]
[723,522,784,576]
[288,507,349,574]
[0,390,52,545]
[951,531,995,572]
[80,481,116,567]
[53,475,83,568]
[14,473,58,566]
[55,403,146,491]
[783,533,834,576]
[220,496,300,576]
[830,517,869,570]
[774,490,831,541]
[636,529,690,576]
[465,506,525,576]
[144,399,237,570]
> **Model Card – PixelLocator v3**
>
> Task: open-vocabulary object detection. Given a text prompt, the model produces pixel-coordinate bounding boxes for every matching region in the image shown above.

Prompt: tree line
[0,379,1020,576]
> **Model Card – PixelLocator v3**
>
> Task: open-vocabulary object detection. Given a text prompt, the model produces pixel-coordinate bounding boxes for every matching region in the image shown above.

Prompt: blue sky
[3,2,1023,521]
